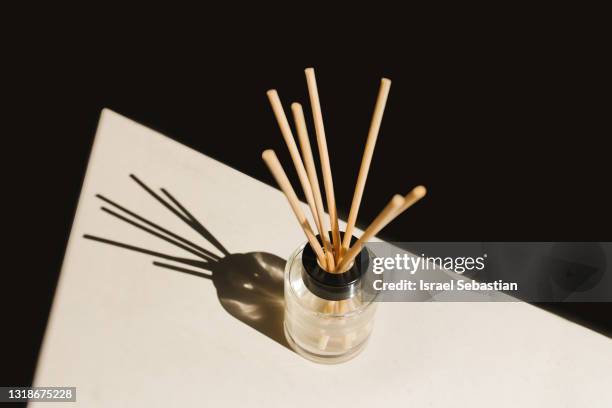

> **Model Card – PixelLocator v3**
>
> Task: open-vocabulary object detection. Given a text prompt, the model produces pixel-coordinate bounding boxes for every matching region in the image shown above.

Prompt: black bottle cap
[301,233,371,301]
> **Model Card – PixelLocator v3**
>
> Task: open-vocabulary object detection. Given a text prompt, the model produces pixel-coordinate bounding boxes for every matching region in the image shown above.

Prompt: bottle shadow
[83,174,290,350]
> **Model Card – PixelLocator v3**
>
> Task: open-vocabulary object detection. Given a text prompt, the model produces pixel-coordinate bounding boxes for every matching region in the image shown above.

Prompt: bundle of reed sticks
[263,68,426,273]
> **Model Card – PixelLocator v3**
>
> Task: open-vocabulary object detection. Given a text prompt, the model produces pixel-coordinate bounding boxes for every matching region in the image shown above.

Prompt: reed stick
[341,78,392,253]
[267,90,325,242]
[336,194,405,272]
[262,149,327,266]
[396,185,427,215]
[325,251,335,271]
[337,186,427,271]
[291,102,334,268]
[305,67,341,257]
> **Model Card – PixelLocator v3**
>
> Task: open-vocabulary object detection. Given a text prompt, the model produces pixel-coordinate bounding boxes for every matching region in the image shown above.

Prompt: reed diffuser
[263,68,426,363]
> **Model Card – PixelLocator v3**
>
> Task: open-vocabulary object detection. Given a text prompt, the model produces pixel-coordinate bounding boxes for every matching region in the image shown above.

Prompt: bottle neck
[301,234,370,301]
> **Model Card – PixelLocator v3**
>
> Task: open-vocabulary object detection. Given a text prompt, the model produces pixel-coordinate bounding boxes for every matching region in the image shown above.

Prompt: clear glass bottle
[283,236,378,364]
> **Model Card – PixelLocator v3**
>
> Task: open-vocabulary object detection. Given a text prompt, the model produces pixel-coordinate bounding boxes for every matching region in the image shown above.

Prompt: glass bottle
[283,236,378,363]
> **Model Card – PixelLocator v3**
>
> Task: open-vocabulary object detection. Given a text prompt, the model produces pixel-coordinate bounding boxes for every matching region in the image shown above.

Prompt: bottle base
[283,321,369,364]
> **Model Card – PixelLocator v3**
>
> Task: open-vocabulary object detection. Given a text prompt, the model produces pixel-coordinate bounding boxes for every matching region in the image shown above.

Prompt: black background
[4,22,611,388]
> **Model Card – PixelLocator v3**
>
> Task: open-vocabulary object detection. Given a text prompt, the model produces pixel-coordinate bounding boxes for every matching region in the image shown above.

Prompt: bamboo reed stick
[262,149,327,266]
[291,102,335,269]
[336,194,405,272]
[325,251,335,271]
[337,186,427,271]
[341,78,392,253]
[267,90,326,243]
[396,185,427,215]
[305,67,341,258]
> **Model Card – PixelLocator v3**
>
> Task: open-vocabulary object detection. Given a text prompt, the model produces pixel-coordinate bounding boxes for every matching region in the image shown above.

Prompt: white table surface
[32,109,612,407]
